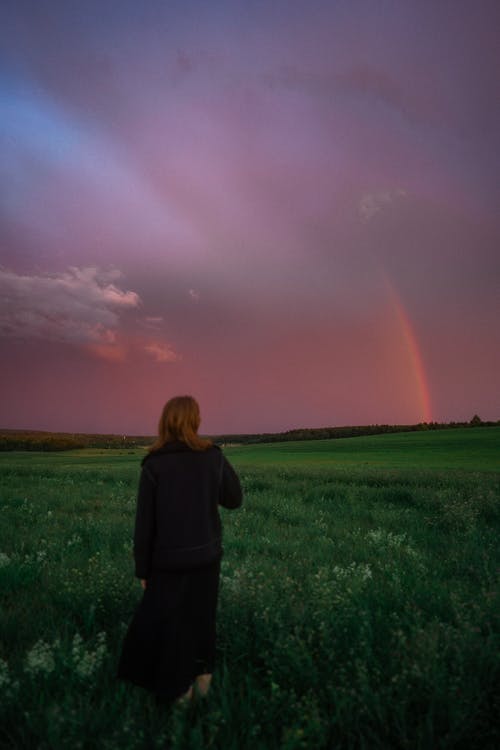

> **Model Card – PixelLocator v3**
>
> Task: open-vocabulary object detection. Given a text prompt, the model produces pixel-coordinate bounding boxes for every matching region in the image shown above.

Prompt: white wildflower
[366,528,421,560]
[361,564,373,581]
[72,631,107,680]
[24,640,55,676]
[0,658,10,689]
[366,529,407,548]
[332,562,372,583]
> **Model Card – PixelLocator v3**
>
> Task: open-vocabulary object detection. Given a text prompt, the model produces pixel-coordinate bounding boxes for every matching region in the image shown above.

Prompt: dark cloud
[0,266,139,344]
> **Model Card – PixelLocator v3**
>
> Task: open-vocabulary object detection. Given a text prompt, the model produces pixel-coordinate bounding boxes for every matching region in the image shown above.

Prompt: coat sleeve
[219,455,243,509]
[133,464,157,579]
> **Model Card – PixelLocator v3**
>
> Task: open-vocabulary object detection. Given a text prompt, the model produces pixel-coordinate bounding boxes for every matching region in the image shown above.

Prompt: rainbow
[384,278,433,423]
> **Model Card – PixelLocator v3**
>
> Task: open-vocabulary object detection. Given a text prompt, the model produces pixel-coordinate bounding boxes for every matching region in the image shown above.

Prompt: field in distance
[226,425,500,472]
[1,425,498,473]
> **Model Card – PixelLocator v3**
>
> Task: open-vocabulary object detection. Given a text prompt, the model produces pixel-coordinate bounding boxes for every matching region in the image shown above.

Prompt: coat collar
[141,440,218,465]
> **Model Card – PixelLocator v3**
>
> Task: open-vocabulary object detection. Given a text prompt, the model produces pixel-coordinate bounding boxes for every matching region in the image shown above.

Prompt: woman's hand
[140,579,147,589]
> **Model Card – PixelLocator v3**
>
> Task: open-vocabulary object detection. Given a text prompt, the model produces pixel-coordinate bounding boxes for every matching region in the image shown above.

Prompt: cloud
[140,316,164,330]
[0,266,183,364]
[359,189,406,222]
[188,288,200,302]
[0,265,140,347]
[144,316,163,325]
[85,341,128,363]
[143,341,181,363]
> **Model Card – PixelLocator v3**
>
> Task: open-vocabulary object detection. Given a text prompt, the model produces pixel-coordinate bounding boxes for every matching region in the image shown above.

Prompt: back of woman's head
[150,395,212,452]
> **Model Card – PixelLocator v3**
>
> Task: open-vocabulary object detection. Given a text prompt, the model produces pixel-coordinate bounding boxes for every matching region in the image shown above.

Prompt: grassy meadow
[0,427,499,749]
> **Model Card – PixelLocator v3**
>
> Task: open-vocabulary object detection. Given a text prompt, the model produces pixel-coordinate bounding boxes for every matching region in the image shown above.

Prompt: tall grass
[0,444,498,749]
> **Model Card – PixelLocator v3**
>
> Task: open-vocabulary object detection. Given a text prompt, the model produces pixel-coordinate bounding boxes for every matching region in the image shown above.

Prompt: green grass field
[0,427,499,749]
[226,426,500,471]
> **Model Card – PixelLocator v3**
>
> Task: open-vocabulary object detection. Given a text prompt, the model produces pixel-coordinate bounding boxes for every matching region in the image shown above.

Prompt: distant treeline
[213,416,499,446]
[0,430,152,452]
[0,415,498,451]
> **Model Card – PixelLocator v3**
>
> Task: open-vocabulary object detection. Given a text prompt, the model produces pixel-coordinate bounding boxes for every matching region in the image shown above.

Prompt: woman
[117,395,242,704]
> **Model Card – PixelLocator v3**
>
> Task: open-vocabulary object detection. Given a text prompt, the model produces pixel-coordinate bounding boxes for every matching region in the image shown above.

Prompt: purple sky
[1,0,499,434]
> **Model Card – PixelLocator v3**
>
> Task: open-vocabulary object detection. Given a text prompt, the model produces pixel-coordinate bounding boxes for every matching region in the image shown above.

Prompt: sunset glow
[1,1,499,434]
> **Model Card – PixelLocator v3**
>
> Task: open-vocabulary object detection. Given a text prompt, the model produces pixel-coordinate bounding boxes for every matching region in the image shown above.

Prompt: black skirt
[117,556,221,701]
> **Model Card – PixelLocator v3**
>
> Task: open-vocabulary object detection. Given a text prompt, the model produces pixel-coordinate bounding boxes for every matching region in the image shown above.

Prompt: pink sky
[1,1,499,434]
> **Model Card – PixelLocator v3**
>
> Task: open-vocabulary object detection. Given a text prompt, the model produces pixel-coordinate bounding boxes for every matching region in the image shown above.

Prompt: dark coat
[133,441,242,578]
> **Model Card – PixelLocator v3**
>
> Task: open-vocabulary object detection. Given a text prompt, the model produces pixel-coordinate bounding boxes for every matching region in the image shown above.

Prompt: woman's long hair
[149,395,212,452]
